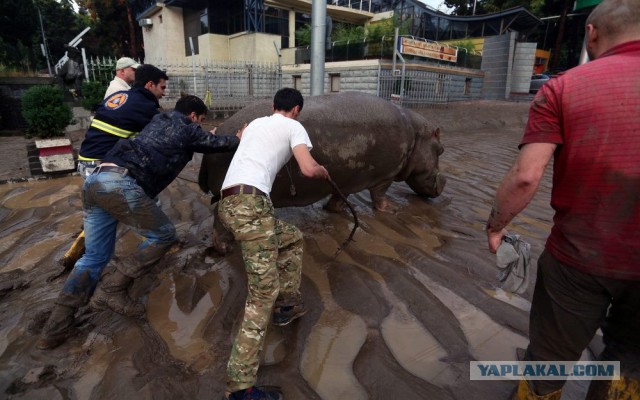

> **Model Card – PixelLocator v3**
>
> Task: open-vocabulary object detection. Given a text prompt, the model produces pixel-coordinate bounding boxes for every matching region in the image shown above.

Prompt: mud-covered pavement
[0,102,595,399]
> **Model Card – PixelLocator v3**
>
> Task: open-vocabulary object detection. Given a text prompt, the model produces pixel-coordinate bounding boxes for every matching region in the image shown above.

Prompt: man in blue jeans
[59,64,168,269]
[37,95,241,350]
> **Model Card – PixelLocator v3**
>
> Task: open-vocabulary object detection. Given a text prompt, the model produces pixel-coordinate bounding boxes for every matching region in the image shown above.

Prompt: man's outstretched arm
[486,142,556,253]
[292,144,329,179]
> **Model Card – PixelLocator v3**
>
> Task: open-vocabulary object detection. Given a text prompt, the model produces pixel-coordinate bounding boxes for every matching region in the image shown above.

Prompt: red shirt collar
[598,40,640,59]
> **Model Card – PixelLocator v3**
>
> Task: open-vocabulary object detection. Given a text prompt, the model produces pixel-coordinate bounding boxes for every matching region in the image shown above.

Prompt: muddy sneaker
[272,303,307,326]
[226,386,282,400]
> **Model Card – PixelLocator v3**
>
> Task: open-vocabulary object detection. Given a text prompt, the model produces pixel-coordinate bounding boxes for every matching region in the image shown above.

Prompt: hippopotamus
[198,91,445,253]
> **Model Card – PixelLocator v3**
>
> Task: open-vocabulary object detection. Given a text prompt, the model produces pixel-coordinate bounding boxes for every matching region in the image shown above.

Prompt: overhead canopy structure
[401,5,543,42]
[574,0,602,11]
[130,0,543,48]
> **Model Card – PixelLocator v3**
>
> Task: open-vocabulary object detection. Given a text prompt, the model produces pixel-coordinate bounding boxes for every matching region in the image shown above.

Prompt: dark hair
[174,95,208,116]
[133,64,169,87]
[273,88,304,113]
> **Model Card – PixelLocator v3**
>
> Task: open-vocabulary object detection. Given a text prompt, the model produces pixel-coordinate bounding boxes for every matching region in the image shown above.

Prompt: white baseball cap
[115,57,141,70]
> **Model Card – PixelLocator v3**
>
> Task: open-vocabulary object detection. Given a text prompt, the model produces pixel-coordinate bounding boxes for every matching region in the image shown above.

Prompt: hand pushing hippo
[199,92,445,253]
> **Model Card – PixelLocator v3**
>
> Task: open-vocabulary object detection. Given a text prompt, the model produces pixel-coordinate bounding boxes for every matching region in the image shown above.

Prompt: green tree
[295,24,312,46]
[0,0,40,72]
[76,0,143,58]
[541,0,578,70]
[295,13,410,47]
[444,0,482,15]
[0,0,87,73]
[332,24,366,43]
[36,0,88,67]
[445,0,546,15]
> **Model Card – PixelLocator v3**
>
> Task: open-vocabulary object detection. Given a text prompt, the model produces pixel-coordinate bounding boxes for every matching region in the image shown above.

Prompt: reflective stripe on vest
[77,155,101,161]
[90,119,137,138]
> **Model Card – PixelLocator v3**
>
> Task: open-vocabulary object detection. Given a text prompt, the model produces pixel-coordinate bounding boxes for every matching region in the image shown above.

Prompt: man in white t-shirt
[104,57,140,99]
[218,88,329,400]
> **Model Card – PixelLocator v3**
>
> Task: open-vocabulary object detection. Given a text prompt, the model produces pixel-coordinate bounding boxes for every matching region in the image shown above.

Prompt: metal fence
[378,68,451,108]
[86,55,454,111]
[294,37,482,70]
[86,57,281,114]
[155,59,282,114]
[85,56,123,85]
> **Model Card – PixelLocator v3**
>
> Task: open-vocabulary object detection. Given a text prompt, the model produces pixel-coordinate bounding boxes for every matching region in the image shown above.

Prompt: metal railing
[294,36,482,69]
[378,67,451,108]
[86,56,281,113]
[85,53,456,111]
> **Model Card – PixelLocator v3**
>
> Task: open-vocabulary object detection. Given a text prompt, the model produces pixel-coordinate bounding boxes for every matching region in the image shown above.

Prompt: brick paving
[0,136,31,181]
[0,129,85,183]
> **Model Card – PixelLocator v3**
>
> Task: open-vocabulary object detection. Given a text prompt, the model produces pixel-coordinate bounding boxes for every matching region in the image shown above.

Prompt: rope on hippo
[327,177,359,258]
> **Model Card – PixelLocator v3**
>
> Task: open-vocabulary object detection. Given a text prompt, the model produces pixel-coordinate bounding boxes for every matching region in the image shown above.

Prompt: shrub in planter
[81,81,107,112]
[21,85,73,138]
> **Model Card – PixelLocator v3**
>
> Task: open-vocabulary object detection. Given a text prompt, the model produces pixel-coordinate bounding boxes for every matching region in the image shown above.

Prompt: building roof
[425,6,543,37]
[132,1,542,38]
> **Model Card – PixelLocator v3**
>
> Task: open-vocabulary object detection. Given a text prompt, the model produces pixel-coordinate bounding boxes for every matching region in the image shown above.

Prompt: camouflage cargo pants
[218,193,304,392]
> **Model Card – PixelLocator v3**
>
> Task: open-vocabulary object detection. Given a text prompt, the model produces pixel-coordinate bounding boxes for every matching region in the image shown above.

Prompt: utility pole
[35,0,53,75]
[310,0,326,96]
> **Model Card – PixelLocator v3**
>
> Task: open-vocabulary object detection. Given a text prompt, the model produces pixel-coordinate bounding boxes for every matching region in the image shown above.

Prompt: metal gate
[378,68,451,108]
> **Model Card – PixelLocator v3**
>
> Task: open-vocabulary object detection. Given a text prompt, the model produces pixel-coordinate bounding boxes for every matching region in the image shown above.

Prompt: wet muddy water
[0,102,592,399]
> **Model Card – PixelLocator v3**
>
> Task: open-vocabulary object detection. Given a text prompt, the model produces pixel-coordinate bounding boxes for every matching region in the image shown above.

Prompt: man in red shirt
[486,0,640,398]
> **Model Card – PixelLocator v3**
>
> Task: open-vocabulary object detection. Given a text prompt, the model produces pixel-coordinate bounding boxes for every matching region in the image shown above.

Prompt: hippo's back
[199,92,419,206]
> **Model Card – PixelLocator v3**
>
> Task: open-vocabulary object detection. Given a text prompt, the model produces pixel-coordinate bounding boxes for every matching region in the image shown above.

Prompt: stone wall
[480,33,537,100]
[511,42,537,94]
[282,60,484,103]
[0,77,56,131]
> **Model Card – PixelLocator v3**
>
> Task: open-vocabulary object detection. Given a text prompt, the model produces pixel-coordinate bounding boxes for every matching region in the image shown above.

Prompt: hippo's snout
[432,171,446,197]
[406,170,446,198]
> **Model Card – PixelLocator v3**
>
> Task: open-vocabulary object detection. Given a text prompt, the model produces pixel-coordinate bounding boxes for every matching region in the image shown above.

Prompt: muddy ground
[0,101,595,399]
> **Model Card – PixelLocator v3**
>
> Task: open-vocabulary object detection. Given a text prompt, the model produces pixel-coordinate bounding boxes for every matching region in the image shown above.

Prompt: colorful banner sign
[399,38,458,63]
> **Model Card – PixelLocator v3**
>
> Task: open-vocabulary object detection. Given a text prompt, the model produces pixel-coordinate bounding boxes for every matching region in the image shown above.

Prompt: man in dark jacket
[38,95,241,350]
[59,64,169,269]
[77,64,168,176]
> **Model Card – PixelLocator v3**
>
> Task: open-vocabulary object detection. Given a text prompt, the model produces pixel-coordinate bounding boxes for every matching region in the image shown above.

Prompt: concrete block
[35,138,75,173]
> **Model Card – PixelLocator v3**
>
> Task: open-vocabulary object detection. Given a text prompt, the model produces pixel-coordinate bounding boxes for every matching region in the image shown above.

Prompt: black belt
[95,165,128,175]
[221,184,266,199]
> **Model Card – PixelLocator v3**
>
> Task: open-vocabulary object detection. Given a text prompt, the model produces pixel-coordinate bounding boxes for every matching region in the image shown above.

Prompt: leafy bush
[296,24,312,46]
[80,81,106,112]
[21,85,73,138]
[450,39,477,54]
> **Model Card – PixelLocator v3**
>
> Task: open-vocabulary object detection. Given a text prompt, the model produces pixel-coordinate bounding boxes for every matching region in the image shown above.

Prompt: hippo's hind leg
[369,181,397,213]
[324,194,346,213]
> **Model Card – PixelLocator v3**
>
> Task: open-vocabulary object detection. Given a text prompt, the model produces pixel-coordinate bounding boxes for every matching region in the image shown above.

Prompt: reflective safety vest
[78,87,160,161]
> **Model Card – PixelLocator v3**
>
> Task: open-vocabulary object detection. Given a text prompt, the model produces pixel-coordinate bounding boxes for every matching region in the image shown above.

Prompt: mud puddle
[0,102,591,399]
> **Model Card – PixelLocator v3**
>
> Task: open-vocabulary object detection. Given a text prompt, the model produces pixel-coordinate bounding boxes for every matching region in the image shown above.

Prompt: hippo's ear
[432,127,441,140]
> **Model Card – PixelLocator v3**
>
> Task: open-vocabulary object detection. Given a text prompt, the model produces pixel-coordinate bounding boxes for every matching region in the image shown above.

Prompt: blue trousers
[61,169,176,301]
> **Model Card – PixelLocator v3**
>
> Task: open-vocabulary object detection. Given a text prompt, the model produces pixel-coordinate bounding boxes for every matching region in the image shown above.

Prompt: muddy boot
[512,380,562,400]
[58,230,85,269]
[587,376,640,400]
[89,269,145,318]
[36,292,85,350]
[272,302,307,326]
[226,386,283,400]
